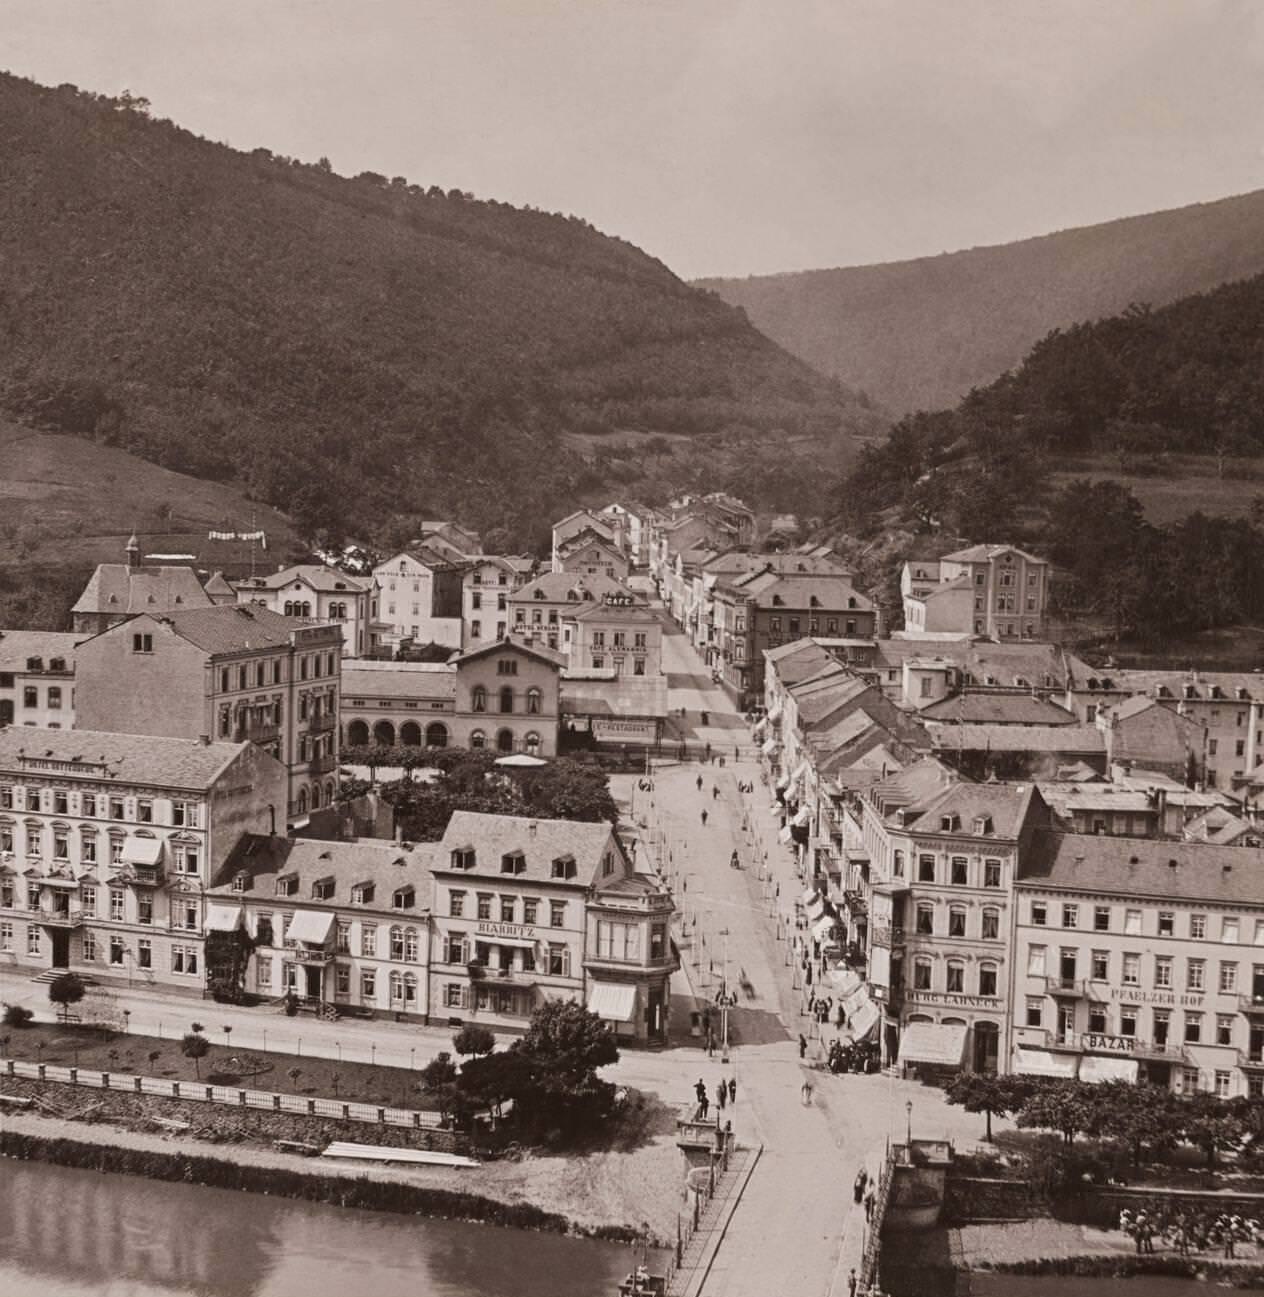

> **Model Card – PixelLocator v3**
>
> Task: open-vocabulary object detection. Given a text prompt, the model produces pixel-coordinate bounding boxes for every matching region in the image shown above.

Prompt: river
[969,1275,1221,1296]
[0,1159,643,1297]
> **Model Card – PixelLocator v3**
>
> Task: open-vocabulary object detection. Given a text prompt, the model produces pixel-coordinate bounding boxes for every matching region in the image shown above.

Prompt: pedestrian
[799,1033,808,1059]
[808,991,816,1014]
[719,755,726,767]
[847,1269,858,1297]
[696,774,703,792]
[853,1169,868,1203]
[864,1191,875,1223]
[716,1083,726,1111]
[700,1092,709,1118]
[694,1078,706,1109]
[728,1077,736,1105]
[712,784,719,800]
[700,808,708,826]
[706,1031,715,1058]
[801,1079,813,1106]
[730,849,739,869]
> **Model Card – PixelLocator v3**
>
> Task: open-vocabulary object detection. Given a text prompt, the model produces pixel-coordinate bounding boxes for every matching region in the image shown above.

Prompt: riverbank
[0,1106,682,1245]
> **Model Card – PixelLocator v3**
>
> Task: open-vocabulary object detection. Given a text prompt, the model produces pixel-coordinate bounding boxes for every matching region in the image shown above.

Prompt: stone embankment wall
[944,1174,1038,1224]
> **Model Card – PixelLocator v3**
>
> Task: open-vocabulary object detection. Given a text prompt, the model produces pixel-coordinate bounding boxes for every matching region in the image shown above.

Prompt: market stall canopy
[805,896,827,921]
[829,968,862,996]
[495,754,548,768]
[1079,1055,1138,1084]
[897,1022,967,1067]
[120,837,163,866]
[587,982,636,1022]
[1013,1047,1080,1079]
[849,999,880,1041]
[286,909,336,946]
[206,904,244,932]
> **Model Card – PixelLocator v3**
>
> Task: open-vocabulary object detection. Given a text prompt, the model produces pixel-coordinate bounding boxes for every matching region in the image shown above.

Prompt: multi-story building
[507,572,635,654]
[1012,833,1264,1097]
[208,835,434,1016]
[235,564,374,657]
[371,548,466,651]
[70,534,213,634]
[598,502,654,569]
[0,631,81,728]
[449,638,563,756]
[555,529,631,582]
[552,510,623,570]
[341,661,455,749]
[0,727,286,988]
[901,544,1050,640]
[461,556,535,651]
[567,595,662,677]
[73,605,343,819]
[429,811,676,1042]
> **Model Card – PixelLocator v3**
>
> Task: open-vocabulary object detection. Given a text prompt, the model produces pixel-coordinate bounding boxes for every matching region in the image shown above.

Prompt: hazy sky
[4,0,1264,278]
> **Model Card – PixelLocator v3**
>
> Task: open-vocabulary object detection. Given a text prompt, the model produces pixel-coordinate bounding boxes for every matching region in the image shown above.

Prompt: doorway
[304,965,322,1000]
[972,1021,999,1073]
[50,930,70,969]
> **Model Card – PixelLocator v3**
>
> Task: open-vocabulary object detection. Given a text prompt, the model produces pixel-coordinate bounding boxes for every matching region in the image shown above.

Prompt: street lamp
[719,927,731,1063]
[905,1099,913,1150]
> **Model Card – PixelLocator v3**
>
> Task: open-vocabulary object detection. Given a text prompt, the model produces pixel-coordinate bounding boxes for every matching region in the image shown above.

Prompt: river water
[0,1159,642,1297]
[969,1274,1218,1296]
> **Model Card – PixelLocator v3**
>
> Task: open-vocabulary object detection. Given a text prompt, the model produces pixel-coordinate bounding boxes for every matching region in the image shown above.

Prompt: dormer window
[231,871,250,893]
[451,847,475,871]
[551,854,577,880]
[535,589,546,600]
[49,658,65,672]
[312,877,335,901]
[351,881,375,904]
[1210,685,1223,699]
[1183,684,1196,699]
[394,886,415,909]
[501,851,526,875]
[939,813,961,832]
[771,595,784,606]
[1237,687,1249,700]
[974,815,994,835]
[25,657,41,671]
[275,874,298,897]
[847,596,856,609]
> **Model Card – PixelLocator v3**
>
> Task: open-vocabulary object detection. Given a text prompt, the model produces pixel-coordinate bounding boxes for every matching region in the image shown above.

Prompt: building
[0,631,81,729]
[449,638,563,756]
[341,661,456,749]
[1012,833,1264,1097]
[507,572,636,655]
[555,529,631,582]
[460,556,535,651]
[553,510,622,569]
[73,605,343,819]
[0,727,286,989]
[235,564,374,657]
[207,835,434,1016]
[71,534,213,634]
[371,548,466,651]
[1095,696,1207,786]
[429,811,676,1042]
[901,544,1050,640]
[598,502,654,568]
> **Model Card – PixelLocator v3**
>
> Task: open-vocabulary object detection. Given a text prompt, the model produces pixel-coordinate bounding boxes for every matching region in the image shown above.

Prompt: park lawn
[1,1021,442,1111]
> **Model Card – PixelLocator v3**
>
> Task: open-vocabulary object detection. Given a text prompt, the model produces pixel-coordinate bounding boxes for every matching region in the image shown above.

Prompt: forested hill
[0,74,876,551]
[697,188,1264,414]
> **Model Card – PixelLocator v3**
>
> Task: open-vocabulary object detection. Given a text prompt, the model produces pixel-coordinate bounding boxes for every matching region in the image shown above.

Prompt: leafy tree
[2,1004,34,1028]
[1083,1081,1179,1170]
[1181,1092,1247,1168]
[420,1050,458,1092]
[457,1049,535,1120]
[180,1032,210,1078]
[944,1072,1030,1142]
[48,973,86,1020]
[452,1025,496,1058]
[1015,1079,1096,1147]
[287,1067,303,1094]
[508,1000,619,1129]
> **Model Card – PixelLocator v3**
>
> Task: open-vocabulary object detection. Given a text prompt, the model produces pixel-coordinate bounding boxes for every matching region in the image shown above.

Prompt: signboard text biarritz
[476,921,536,940]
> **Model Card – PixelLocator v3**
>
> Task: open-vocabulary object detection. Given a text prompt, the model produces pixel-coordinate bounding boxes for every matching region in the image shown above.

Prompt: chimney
[125,531,141,570]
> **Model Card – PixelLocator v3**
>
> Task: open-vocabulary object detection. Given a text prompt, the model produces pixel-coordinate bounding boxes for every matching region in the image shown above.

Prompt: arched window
[283,601,294,616]
[311,784,322,810]
[981,908,1000,940]
[915,903,934,935]
[347,719,369,746]
[526,688,541,715]
[390,926,405,960]
[400,721,422,747]
[301,602,312,617]
[470,730,486,750]
[389,970,404,1003]
[405,928,419,961]
[499,686,514,713]
[373,719,395,747]
[913,958,932,990]
[496,729,515,753]
[425,722,448,748]
[471,685,487,713]
[325,779,336,804]
[524,732,541,756]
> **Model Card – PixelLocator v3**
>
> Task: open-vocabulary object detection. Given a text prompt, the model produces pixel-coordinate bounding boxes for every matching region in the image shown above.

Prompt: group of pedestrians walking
[693,1075,738,1118]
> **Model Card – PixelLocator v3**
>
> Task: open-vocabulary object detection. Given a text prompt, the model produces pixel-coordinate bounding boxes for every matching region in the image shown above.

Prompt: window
[550,900,566,929]
[892,851,904,878]
[1031,901,1047,927]
[1093,906,1110,932]
[53,830,68,860]
[1124,909,1142,935]
[982,859,1001,888]
[526,688,541,715]
[546,943,570,977]
[171,945,199,976]
[477,894,493,920]
[137,938,152,969]
[361,924,377,957]
[1216,1014,1234,1047]
[1187,958,1205,992]
[917,854,935,883]
[500,851,525,876]
[137,894,152,926]
[1214,1070,1232,1098]
[1223,917,1240,944]
[109,889,124,922]
[80,929,95,961]
[1119,1006,1137,1038]
[1219,961,1238,993]
[1154,955,1173,988]
[1153,1010,1170,1047]
[109,936,124,965]
[915,903,933,935]
[948,906,966,937]
[523,898,538,925]
[404,928,419,962]
[913,958,932,990]
[361,969,377,1000]
[443,982,466,1009]
[132,633,153,654]
[22,686,37,708]
[940,960,962,992]
[472,686,487,713]
[499,686,514,713]
[1091,950,1109,981]
[390,926,405,960]
[1061,904,1078,928]
[81,884,96,915]
[393,886,415,909]
[981,908,999,940]
[449,891,465,918]
[1182,1067,1201,1094]
[1158,911,1174,937]
[136,798,153,824]
[496,658,518,676]
[499,896,515,923]
[978,963,998,996]
[1088,1005,1107,1034]
[1122,952,1140,985]
[26,925,42,957]
[950,857,967,885]
[109,797,125,821]
[1184,1012,1203,1044]
[446,933,469,964]
[1189,914,1207,940]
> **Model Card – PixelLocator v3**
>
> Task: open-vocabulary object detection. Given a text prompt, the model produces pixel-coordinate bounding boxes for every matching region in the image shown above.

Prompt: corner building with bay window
[1012,834,1264,1097]
[431,810,676,1043]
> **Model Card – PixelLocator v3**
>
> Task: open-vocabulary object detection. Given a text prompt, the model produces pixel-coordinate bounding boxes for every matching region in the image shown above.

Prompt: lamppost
[719,927,732,1063]
[905,1099,913,1151]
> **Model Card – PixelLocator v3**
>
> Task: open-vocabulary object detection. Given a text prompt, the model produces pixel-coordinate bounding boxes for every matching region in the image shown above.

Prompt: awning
[842,985,869,1019]
[1080,1055,1138,1084]
[812,915,836,941]
[829,968,862,996]
[206,904,244,932]
[849,999,880,1041]
[898,1022,968,1067]
[791,806,812,829]
[799,887,819,906]
[286,909,335,946]
[587,981,637,1022]
[775,772,790,789]
[805,896,826,921]
[1013,1047,1081,1079]
[120,837,163,866]
[478,933,537,949]
[761,739,780,757]
[766,703,783,724]
[38,874,79,889]
[778,826,794,845]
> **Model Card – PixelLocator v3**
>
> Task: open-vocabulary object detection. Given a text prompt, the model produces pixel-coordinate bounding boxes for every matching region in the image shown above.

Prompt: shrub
[2,1004,35,1028]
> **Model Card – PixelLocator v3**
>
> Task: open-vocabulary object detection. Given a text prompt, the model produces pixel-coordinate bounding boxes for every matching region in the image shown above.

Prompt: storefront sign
[1082,1032,1135,1054]
[476,922,536,940]
[1110,987,1204,1008]
[905,991,1000,1009]
[592,718,658,743]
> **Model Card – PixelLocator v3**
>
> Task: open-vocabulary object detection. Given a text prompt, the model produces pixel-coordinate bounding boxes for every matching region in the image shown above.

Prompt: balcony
[1237,1051,1264,1071]
[308,754,338,776]
[1128,1038,1191,1064]
[1239,994,1264,1017]
[1043,976,1095,999]
[870,923,905,949]
[309,713,337,734]
[236,722,280,744]
[39,908,85,929]
[288,945,335,964]
[124,863,165,887]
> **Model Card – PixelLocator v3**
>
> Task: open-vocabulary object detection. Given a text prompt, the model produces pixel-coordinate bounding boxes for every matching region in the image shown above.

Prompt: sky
[3,0,1264,279]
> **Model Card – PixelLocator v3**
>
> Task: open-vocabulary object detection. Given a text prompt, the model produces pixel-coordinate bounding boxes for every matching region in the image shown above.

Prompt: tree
[457,1049,534,1120]
[509,1000,620,1129]
[420,1051,458,1092]
[1181,1092,1247,1168]
[1015,1079,1096,1146]
[48,973,86,1020]
[287,1067,303,1094]
[1086,1081,1179,1170]
[944,1072,1029,1142]
[453,1024,496,1058]
[180,1032,210,1078]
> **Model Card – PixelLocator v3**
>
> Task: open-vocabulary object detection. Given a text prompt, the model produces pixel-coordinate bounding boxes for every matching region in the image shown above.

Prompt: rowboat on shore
[320,1141,479,1168]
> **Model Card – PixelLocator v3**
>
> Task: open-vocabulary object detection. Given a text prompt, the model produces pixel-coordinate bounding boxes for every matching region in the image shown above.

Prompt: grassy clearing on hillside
[1050,454,1264,525]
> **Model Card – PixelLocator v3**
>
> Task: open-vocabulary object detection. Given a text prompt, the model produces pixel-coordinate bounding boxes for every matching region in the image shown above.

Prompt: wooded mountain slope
[698,189,1264,414]
[0,74,875,550]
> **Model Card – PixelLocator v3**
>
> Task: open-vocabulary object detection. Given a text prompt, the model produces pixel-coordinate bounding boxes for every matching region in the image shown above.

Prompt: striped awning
[898,1022,967,1067]
[587,982,637,1022]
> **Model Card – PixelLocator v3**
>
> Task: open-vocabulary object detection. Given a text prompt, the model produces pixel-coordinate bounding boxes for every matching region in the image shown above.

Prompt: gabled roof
[209,835,435,911]
[1018,831,1264,906]
[920,693,1077,726]
[202,572,237,599]
[438,811,622,885]
[146,605,330,654]
[925,722,1105,753]
[235,564,371,594]
[0,630,82,671]
[510,572,635,604]
[341,662,456,700]
[0,727,257,791]
[72,564,213,617]
[903,781,1041,840]
[739,572,873,610]
[452,636,566,669]
[570,601,660,624]
[942,543,1048,565]
[906,574,972,600]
